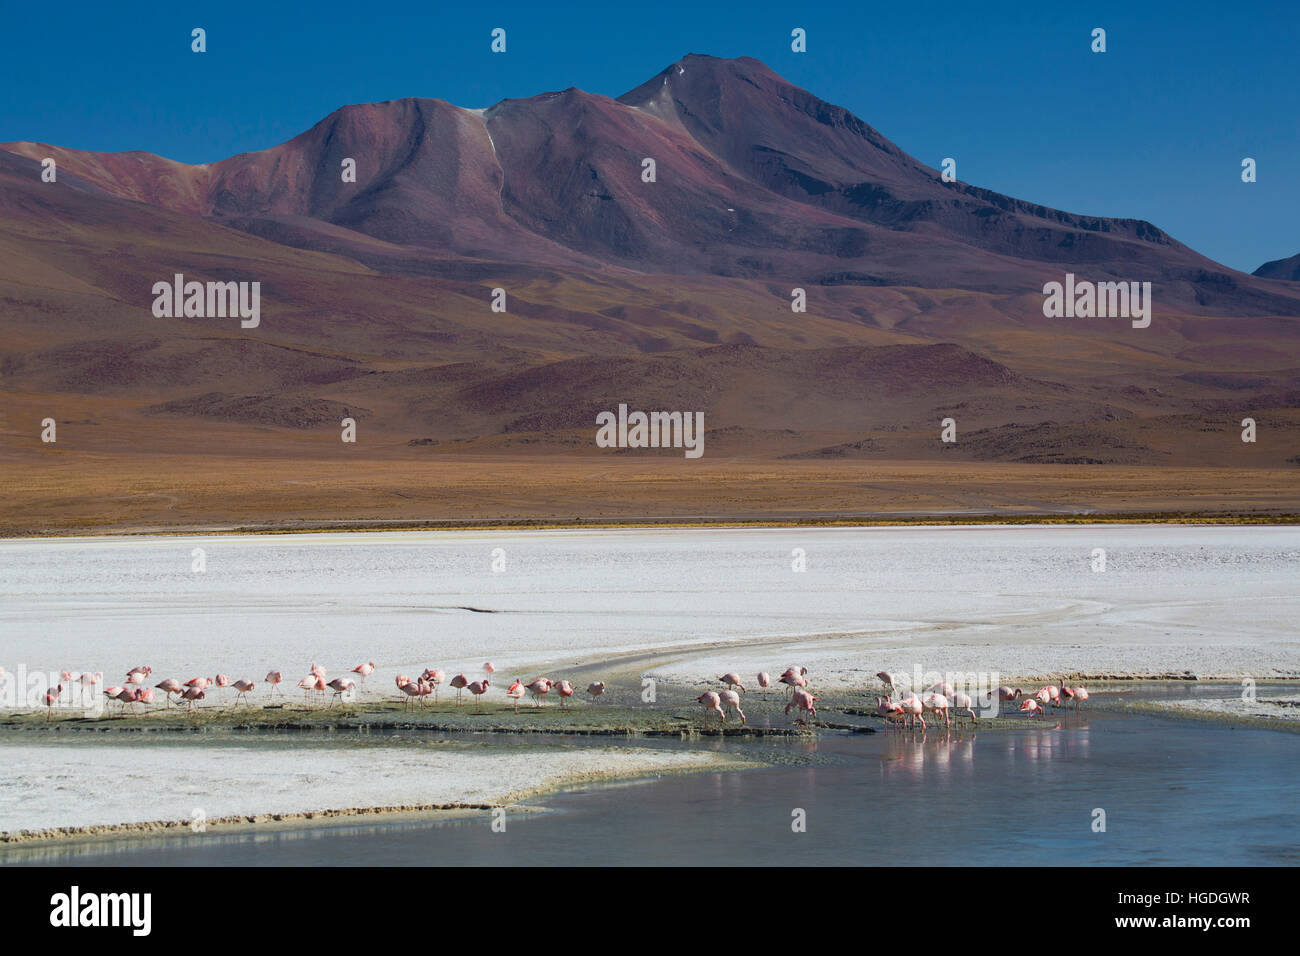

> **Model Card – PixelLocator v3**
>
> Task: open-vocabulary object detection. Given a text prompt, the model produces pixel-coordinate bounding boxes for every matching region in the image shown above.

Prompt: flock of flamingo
[21,661,1088,731]
[26,661,609,719]
[695,668,1089,730]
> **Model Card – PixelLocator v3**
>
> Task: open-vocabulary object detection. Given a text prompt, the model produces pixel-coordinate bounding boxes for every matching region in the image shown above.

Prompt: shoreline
[4,512,1300,541]
[0,747,758,848]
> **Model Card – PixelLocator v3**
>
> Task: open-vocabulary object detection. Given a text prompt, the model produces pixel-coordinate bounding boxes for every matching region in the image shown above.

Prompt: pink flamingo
[525,678,553,707]
[554,680,575,707]
[327,677,355,705]
[179,686,206,711]
[126,665,152,678]
[950,691,978,723]
[717,673,746,693]
[1063,684,1089,708]
[415,678,434,706]
[507,679,525,712]
[697,691,726,725]
[395,676,420,709]
[876,696,906,729]
[102,686,124,711]
[483,662,495,676]
[214,674,232,692]
[310,662,326,680]
[298,676,318,702]
[757,672,771,696]
[231,679,256,705]
[922,692,951,729]
[719,689,747,725]
[587,681,606,703]
[184,677,211,692]
[467,679,490,711]
[927,681,956,698]
[785,687,819,724]
[997,686,1023,703]
[421,669,445,702]
[155,678,182,706]
[1019,699,1043,718]
[876,671,897,694]
[266,671,283,697]
[900,695,926,731]
[778,671,808,695]
[351,662,375,685]
[44,684,62,720]
[125,671,145,686]
[449,673,469,705]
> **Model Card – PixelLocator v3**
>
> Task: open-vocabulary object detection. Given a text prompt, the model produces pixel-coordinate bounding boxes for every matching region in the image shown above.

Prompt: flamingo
[900,695,926,731]
[876,696,906,729]
[997,686,1023,702]
[922,692,951,729]
[179,686,206,711]
[449,674,469,705]
[44,684,62,720]
[415,678,434,706]
[785,687,819,724]
[1063,684,1089,709]
[266,671,283,697]
[467,679,490,711]
[483,662,495,676]
[778,671,808,696]
[950,691,978,723]
[719,689,747,725]
[876,671,896,694]
[299,677,319,703]
[135,687,155,709]
[114,687,142,712]
[717,673,746,693]
[525,678,553,707]
[102,686,124,711]
[232,679,256,705]
[421,669,445,702]
[184,677,211,692]
[396,677,422,709]
[155,678,182,706]
[214,674,232,693]
[125,671,144,686]
[927,681,956,698]
[310,662,326,680]
[1019,699,1043,718]
[697,691,726,725]
[554,680,574,707]
[507,679,525,712]
[587,681,606,703]
[757,672,771,695]
[126,665,152,678]
[327,677,355,705]
[351,662,375,685]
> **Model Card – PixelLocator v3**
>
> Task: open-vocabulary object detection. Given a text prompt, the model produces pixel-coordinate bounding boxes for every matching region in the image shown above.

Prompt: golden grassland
[1,448,1297,537]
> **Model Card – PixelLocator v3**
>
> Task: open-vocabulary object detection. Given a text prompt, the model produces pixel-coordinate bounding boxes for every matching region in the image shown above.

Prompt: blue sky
[3,0,1296,272]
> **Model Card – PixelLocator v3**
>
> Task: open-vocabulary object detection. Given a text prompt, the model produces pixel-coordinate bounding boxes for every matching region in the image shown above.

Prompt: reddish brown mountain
[1,55,1298,472]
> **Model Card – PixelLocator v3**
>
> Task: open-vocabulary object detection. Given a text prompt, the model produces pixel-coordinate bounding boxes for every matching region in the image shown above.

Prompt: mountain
[2,54,1299,482]
[1254,253,1300,282]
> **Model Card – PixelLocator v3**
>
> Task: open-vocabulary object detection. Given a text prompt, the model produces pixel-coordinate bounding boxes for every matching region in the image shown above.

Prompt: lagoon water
[7,712,1298,866]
